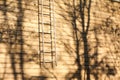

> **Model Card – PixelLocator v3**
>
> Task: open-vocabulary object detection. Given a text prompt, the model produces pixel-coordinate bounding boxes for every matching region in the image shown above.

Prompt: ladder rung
[38,13,50,15]
[43,51,55,53]
[40,42,51,43]
[43,23,50,25]
[39,22,50,25]
[38,21,54,24]
[41,61,52,63]
[40,51,55,53]
[39,32,51,34]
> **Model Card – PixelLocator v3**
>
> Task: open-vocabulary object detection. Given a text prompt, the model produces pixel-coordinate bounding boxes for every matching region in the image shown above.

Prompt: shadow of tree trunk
[16,0,24,80]
[71,0,82,80]
[55,0,119,80]
[0,0,24,80]
[8,0,24,80]
[79,0,91,80]
[55,0,92,79]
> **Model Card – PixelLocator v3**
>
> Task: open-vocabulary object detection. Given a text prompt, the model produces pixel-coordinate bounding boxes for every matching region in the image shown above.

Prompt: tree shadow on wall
[0,0,24,80]
[71,0,91,80]
[56,0,118,80]
[0,0,57,80]
[56,0,91,80]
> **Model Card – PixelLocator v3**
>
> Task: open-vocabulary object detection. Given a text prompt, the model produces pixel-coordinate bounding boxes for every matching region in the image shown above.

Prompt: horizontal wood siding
[0,0,120,80]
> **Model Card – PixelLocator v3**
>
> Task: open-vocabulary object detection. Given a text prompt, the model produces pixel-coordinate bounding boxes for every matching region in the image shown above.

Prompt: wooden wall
[0,0,120,80]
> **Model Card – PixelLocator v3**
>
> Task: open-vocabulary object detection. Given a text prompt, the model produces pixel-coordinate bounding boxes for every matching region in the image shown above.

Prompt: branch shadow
[79,0,91,80]
[0,0,119,80]
[55,0,118,80]
[0,0,55,79]
[55,0,91,80]
[16,0,24,80]
[0,0,25,80]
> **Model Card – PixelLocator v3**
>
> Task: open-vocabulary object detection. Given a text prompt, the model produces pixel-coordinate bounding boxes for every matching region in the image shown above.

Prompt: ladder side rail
[53,0,57,66]
[41,0,45,65]
[49,0,54,65]
[38,0,40,63]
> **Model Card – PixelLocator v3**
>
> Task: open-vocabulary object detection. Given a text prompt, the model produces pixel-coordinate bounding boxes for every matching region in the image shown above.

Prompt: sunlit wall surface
[0,0,120,80]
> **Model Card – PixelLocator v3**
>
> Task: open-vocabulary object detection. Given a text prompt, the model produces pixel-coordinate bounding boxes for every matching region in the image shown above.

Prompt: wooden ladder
[38,0,57,68]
